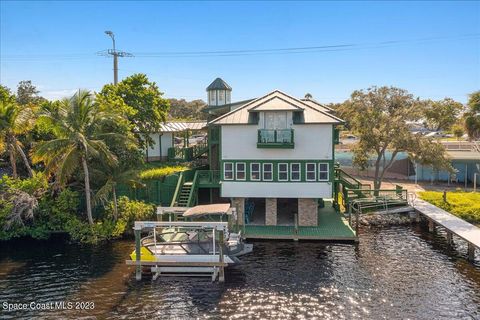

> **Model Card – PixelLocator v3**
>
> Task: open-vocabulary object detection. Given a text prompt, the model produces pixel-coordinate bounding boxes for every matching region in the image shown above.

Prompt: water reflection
[0,226,479,319]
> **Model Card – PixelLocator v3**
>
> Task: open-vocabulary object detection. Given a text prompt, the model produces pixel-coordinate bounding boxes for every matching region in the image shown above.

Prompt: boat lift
[126,204,242,282]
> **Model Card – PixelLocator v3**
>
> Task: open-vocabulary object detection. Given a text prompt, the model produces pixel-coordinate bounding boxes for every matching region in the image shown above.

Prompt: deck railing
[257,129,294,148]
[197,170,221,187]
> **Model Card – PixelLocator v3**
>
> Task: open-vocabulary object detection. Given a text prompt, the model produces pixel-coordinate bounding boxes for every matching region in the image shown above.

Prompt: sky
[0,1,479,103]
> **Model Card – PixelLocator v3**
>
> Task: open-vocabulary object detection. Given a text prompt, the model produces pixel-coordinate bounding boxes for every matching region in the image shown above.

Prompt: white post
[153,227,157,248]
[415,161,418,185]
[474,173,478,193]
[212,227,216,256]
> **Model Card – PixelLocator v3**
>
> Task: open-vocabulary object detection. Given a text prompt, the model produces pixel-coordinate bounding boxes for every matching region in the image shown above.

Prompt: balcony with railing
[257,129,294,148]
[196,170,221,187]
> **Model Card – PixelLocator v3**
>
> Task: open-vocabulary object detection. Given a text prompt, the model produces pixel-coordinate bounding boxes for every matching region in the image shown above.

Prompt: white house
[207,81,343,227]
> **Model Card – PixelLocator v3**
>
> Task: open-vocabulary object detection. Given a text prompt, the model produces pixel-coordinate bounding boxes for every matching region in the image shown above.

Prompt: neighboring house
[206,78,343,227]
[145,121,207,161]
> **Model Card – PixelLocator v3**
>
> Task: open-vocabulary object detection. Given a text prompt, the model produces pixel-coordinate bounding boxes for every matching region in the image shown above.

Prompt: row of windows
[223,162,329,182]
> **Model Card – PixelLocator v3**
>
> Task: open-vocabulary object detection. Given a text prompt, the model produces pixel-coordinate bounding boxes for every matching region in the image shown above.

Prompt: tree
[0,90,34,178]
[0,85,16,105]
[168,98,207,120]
[338,86,452,190]
[423,98,464,131]
[452,123,465,140]
[32,90,126,225]
[93,163,143,221]
[97,73,170,149]
[464,91,480,140]
[16,80,45,106]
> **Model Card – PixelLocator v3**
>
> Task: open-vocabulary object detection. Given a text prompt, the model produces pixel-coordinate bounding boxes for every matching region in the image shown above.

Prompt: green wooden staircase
[177,182,193,207]
[170,171,199,207]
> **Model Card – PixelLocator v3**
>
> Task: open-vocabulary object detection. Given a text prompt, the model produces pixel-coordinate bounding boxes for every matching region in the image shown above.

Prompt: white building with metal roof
[206,81,343,227]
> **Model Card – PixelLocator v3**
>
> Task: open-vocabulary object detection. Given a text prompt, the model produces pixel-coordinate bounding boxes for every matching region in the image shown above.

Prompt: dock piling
[134,228,142,281]
[468,243,475,262]
[446,231,453,245]
[428,219,435,233]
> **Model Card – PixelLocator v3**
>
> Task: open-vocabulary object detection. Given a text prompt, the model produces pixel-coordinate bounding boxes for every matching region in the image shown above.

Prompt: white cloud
[40,88,98,100]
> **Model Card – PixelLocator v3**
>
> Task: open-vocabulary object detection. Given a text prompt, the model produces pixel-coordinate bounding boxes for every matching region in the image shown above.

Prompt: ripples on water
[0,225,479,319]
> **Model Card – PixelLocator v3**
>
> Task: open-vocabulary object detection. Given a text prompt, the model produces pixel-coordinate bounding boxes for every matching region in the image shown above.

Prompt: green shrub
[0,172,48,195]
[419,191,480,224]
[106,196,155,236]
[139,165,188,180]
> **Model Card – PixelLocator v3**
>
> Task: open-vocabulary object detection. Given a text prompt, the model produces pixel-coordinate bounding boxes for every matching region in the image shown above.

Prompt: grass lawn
[139,161,190,180]
[419,191,480,225]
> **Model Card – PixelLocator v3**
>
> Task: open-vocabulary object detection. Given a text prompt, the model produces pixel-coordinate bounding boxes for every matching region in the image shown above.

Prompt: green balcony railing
[257,129,294,148]
[197,170,221,187]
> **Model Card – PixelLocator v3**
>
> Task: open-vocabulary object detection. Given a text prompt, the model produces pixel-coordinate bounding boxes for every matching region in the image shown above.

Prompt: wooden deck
[413,199,480,261]
[243,202,357,241]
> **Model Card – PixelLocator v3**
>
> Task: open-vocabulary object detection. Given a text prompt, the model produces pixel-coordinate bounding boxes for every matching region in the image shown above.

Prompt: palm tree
[93,163,143,221]
[0,99,34,178]
[32,90,124,225]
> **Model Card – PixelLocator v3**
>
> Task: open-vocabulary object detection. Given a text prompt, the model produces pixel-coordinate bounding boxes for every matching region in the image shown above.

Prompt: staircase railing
[192,140,209,159]
[186,171,200,207]
[170,172,185,207]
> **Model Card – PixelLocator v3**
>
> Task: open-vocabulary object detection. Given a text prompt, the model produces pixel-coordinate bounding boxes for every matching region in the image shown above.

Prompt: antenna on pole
[98,31,133,84]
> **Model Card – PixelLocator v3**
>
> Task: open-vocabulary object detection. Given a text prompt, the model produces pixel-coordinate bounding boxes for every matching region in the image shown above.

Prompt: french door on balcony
[264,111,287,130]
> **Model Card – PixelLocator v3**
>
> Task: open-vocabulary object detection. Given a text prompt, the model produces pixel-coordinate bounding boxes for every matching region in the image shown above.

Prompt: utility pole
[99,31,133,84]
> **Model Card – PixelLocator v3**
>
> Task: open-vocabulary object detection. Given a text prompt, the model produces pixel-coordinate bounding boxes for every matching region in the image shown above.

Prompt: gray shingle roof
[206,78,232,91]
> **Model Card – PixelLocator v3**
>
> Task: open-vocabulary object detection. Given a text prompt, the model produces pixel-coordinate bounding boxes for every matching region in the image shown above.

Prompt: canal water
[1,225,479,319]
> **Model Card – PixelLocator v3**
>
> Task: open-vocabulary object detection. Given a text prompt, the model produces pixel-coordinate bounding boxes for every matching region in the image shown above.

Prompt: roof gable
[210,90,344,125]
[248,96,304,112]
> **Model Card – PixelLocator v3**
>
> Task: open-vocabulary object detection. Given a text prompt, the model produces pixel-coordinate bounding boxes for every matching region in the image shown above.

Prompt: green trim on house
[220,159,334,183]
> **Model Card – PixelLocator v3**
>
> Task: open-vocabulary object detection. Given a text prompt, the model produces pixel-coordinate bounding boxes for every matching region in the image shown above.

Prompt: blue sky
[1,1,479,103]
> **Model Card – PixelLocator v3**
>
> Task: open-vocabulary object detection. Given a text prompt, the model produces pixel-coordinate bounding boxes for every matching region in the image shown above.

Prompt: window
[224,162,233,180]
[278,163,288,181]
[319,163,329,181]
[290,163,300,181]
[236,163,246,180]
[219,90,224,102]
[306,163,316,181]
[251,163,261,181]
[263,163,273,181]
[264,112,287,129]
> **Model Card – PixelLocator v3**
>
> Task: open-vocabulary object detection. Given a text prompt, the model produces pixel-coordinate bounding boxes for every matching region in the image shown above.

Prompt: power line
[1,33,478,61]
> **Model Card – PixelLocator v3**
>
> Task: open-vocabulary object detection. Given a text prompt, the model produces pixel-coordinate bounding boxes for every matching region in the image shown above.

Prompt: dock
[413,199,480,261]
[244,202,357,241]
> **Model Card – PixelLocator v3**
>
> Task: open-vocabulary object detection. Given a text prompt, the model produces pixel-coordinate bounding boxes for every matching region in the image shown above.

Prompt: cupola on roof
[206,78,232,91]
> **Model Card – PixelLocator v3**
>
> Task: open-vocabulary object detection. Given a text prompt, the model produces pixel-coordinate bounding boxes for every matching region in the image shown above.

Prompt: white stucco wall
[221,181,332,198]
[146,133,173,158]
[221,124,333,160]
